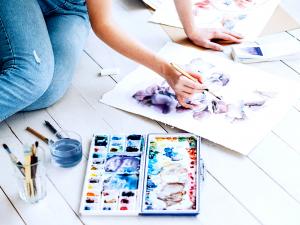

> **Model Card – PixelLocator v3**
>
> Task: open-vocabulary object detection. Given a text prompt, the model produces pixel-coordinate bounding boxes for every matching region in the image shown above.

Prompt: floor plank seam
[82,50,103,69]
[0,186,27,225]
[83,50,119,83]
[271,131,300,156]
[247,155,300,204]
[280,60,300,75]
[45,176,87,225]
[205,171,264,225]
[5,121,23,144]
[45,110,63,129]
[286,30,300,42]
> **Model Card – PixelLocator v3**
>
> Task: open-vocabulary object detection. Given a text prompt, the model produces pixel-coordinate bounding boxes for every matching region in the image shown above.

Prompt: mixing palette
[79,134,203,216]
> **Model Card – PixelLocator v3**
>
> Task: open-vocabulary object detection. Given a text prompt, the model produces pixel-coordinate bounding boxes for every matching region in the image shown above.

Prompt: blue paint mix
[163,147,181,161]
[51,138,82,168]
[103,174,139,190]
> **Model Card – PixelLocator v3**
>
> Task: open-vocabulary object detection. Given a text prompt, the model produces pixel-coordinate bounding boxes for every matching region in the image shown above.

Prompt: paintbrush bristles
[2,144,11,154]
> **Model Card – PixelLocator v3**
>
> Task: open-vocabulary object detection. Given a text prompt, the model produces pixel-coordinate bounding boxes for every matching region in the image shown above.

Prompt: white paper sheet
[101,42,299,155]
[149,0,281,40]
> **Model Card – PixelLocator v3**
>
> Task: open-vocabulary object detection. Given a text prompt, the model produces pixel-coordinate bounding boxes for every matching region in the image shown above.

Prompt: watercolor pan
[79,133,203,216]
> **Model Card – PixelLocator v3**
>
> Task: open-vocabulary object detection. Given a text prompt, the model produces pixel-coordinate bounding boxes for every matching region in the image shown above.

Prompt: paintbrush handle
[170,62,221,100]
[26,127,49,144]
[10,156,25,176]
[24,153,32,197]
[170,62,198,83]
[44,121,57,134]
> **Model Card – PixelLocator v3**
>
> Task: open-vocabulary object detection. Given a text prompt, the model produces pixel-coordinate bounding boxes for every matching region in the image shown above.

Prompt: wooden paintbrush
[24,147,33,197]
[25,127,51,144]
[30,142,39,196]
[2,144,25,176]
[170,62,222,100]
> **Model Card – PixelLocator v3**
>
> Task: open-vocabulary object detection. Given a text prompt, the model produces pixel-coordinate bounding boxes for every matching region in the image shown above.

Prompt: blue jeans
[0,0,90,122]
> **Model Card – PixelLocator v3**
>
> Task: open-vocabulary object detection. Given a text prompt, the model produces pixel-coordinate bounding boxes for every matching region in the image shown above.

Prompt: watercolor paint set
[79,133,204,216]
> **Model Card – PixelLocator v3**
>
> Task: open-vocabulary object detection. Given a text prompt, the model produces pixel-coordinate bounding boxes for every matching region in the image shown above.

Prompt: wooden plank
[0,134,84,225]
[199,173,260,225]
[249,132,300,202]
[0,187,25,225]
[288,28,300,40]
[272,108,300,154]
[202,140,300,225]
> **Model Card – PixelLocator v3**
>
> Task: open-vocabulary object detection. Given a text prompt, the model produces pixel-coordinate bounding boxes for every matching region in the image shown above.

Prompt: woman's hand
[162,63,206,109]
[174,0,243,51]
[187,28,243,51]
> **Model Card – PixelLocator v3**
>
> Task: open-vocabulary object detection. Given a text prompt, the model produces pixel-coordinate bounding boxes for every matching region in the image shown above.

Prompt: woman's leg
[0,0,54,122]
[25,1,90,110]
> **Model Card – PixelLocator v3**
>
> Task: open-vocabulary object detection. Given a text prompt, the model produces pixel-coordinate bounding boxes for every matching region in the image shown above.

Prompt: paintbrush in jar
[170,62,222,100]
[24,146,34,197]
[30,142,39,195]
[2,144,25,176]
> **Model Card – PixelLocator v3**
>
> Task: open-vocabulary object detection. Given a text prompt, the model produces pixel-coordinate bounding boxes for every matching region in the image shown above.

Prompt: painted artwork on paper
[149,0,281,39]
[132,57,276,122]
[100,43,298,155]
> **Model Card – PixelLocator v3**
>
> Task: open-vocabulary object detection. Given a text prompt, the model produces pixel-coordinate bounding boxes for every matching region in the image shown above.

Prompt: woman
[0,0,242,122]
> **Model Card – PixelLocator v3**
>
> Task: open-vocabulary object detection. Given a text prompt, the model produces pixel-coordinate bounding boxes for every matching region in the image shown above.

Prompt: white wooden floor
[1,1,300,225]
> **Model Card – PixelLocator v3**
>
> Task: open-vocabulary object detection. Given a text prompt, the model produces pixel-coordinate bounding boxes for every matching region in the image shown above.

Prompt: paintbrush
[170,62,222,100]
[30,142,39,196]
[44,121,63,139]
[2,144,25,176]
[25,127,52,144]
[24,146,34,197]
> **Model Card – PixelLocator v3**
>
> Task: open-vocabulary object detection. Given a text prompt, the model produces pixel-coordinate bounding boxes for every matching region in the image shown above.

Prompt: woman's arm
[174,0,243,51]
[86,0,204,108]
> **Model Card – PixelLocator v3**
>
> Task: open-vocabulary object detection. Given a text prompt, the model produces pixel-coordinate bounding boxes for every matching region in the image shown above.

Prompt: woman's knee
[3,55,55,104]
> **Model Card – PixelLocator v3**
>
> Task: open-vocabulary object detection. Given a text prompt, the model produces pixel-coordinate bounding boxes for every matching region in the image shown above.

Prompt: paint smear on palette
[104,154,141,174]
[109,135,125,152]
[102,174,139,190]
[142,135,198,211]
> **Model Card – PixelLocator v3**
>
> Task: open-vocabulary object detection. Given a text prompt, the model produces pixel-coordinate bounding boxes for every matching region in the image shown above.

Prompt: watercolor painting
[132,57,275,122]
[101,42,298,155]
[142,134,199,212]
[149,0,281,39]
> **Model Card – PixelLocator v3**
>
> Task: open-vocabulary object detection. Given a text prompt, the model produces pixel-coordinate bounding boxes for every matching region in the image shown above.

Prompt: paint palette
[79,134,203,216]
